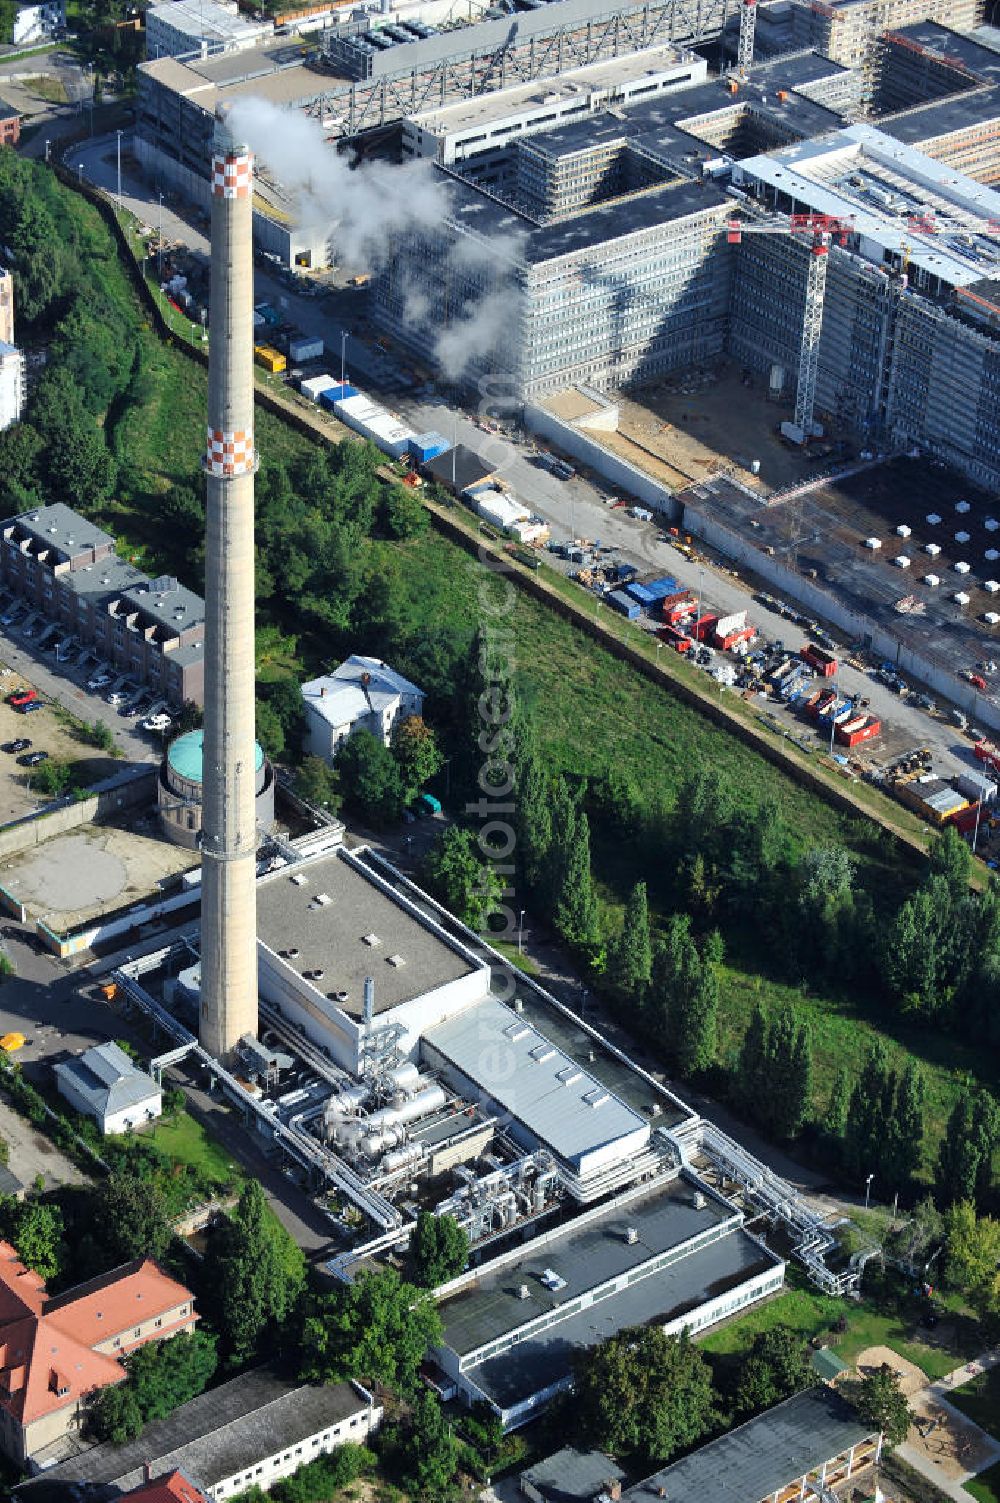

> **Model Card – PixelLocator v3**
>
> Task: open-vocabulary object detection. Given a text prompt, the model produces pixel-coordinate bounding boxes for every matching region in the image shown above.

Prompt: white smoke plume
[228,97,526,378]
[228,97,451,268]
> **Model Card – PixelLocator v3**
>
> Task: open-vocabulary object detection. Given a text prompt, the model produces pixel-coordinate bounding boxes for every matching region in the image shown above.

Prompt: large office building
[146,0,273,61]
[0,504,207,705]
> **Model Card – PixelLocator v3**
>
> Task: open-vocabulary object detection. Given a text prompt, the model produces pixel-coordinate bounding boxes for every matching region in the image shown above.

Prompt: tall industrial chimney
[199,104,259,1059]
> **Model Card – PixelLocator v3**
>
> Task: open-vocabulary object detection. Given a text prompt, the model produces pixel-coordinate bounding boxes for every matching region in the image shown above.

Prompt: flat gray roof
[15,1369,370,1497]
[423,995,649,1170]
[466,1225,777,1410]
[121,574,205,633]
[3,503,115,559]
[439,1175,735,1359]
[256,848,479,1017]
[59,555,147,603]
[625,1386,874,1502]
[522,1447,626,1501]
[887,19,1000,84]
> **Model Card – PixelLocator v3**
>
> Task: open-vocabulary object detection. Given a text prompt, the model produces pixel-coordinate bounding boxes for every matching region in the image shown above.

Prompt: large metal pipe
[199,103,259,1060]
[345,1083,447,1157]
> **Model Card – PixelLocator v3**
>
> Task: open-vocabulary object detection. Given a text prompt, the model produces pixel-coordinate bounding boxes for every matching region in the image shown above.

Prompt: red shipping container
[976,740,1000,776]
[801,643,838,676]
[837,717,881,747]
[659,625,692,653]
[691,614,719,642]
[716,625,756,651]
[950,802,983,835]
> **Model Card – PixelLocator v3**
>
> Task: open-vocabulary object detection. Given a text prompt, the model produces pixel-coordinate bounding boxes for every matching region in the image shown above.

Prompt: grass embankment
[54,170,984,1175]
[148,1109,243,1193]
[950,1368,1000,1444]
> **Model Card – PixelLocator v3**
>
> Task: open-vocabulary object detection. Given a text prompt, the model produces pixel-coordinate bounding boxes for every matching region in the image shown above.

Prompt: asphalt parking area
[0,669,122,824]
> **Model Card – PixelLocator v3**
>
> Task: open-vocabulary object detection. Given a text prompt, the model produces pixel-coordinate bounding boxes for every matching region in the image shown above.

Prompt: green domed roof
[167,730,265,785]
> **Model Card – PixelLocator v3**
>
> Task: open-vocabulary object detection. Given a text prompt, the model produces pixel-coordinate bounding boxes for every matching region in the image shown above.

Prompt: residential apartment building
[0,1243,196,1465]
[0,504,206,706]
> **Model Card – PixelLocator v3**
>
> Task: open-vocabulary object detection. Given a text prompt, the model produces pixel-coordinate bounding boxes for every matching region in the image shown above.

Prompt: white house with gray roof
[301,655,424,763]
[54,1041,162,1135]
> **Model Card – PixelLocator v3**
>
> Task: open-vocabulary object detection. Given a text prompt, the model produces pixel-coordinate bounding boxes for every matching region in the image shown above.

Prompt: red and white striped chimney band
[211,151,253,200]
[205,426,254,477]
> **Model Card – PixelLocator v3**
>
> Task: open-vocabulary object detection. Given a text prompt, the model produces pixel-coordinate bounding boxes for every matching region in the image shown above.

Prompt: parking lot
[0,587,173,792]
[0,667,126,823]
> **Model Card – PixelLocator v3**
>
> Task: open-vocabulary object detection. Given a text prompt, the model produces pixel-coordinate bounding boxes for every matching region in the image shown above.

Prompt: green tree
[884,1059,925,1192]
[336,729,404,827]
[550,791,600,955]
[294,756,339,812]
[255,699,285,761]
[823,1068,850,1148]
[944,1201,1000,1305]
[382,484,428,539]
[408,1211,468,1288]
[573,1327,716,1464]
[606,881,652,1000]
[89,1171,173,1266]
[392,716,443,802]
[0,1197,64,1282]
[843,1040,894,1185]
[936,1090,1000,1209]
[264,677,307,754]
[401,1390,459,1502]
[90,1330,218,1442]
[734,1326,813,1418]
[422,826,504,932]
[299,1268,442,1396]
[850,1365,912,1447]
[203,1180,305,1363]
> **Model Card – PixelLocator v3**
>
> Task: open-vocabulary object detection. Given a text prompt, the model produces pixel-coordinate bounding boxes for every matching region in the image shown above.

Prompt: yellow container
[254,346,286,373]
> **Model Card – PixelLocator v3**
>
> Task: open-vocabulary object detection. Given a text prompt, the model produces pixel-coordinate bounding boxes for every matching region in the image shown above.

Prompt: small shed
[521,1447,626,1503]
[54,1041,162,1136]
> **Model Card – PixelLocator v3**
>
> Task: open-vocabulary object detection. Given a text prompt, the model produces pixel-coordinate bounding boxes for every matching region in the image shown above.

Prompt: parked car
[1,739,30,753]
[87,672,112,691]
[106,691,128,706]
[142,713,173,732]
[17,700,44,715]
[7,689,35,707]
[18,750,47,766]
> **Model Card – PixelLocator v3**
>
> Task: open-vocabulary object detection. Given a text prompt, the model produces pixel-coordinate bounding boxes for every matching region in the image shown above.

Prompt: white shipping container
[954,772,997,804]
[300,373,337,402]
[714,610,747,639]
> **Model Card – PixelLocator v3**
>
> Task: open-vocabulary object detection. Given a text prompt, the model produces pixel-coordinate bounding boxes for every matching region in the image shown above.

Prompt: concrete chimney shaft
[198,103,259,1059]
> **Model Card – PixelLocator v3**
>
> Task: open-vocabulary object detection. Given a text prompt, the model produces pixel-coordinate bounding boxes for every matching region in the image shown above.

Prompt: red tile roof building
[0,1241,196,1464]
[125,1469,210,1503]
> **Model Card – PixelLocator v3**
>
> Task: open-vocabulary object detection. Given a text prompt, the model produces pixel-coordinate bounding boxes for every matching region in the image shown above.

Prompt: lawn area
[968,1462,1000,1503]
[147,1108,243,1194]
[700,1274,979,1382]
[949,1368,1000,1445]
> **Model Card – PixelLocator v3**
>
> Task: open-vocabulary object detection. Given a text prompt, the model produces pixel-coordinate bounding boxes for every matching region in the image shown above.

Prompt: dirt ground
[856,1346,999,1480]
[0,664,121,825]
[612,363,823,493]
[2,819,197,931]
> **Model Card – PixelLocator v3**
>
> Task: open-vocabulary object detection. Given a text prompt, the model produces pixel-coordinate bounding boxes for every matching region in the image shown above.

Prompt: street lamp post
[116,129,123,208]
[340,330,347,387]
[157,192,164,280]
[44,139,50,163]
[865,1173,874,1212]
[518,909,525,956]
[828,676,838,759]
[77,162,84,184]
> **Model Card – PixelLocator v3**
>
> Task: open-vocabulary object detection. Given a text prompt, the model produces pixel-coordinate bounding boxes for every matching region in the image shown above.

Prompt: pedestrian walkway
[896,1350,1000,1501]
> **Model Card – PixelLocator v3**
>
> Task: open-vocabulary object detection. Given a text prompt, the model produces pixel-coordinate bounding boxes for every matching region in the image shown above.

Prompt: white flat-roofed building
[255,847,490,1073]
[422,995,651,1189]
[0,342,24,432]
[403,45,707,183]
[146,0,273,60]
[433,1172,785,1428]
[301,654,424,761]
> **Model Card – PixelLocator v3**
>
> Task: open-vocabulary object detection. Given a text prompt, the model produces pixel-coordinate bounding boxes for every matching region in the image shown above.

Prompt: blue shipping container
[321,384,359,409]
[626,583,655,607]
[645,576,679,601]
[408,432,450,463]
[607,590,640,619]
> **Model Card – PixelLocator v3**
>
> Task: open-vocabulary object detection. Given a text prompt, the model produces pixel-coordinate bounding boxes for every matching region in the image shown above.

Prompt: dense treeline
[421,636,1000,1210]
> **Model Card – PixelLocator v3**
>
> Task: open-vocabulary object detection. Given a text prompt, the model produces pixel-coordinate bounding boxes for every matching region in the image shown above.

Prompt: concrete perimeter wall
[524,402,682,515]
[0,767,157,862]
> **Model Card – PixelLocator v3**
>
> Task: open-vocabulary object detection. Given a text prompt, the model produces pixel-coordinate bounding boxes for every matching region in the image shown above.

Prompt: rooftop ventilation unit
[624,1226,638,1245]
[956,501,971,514]
[363,932,381,946]
[518,1284,531,1300]
[290,873,307,886]
[315,893,332,906]
[386,953,406,968]
[693,1190,706,1209]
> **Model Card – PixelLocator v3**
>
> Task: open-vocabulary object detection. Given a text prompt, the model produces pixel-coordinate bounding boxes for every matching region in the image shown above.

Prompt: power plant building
[159,729,274,849]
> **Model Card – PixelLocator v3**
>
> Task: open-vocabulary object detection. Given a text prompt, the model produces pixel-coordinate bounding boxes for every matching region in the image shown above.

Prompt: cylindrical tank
[389,1062,421,1092]
[382,1142,424,1174]
[325,1083,369,1119]
[343,1084,447,1154]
